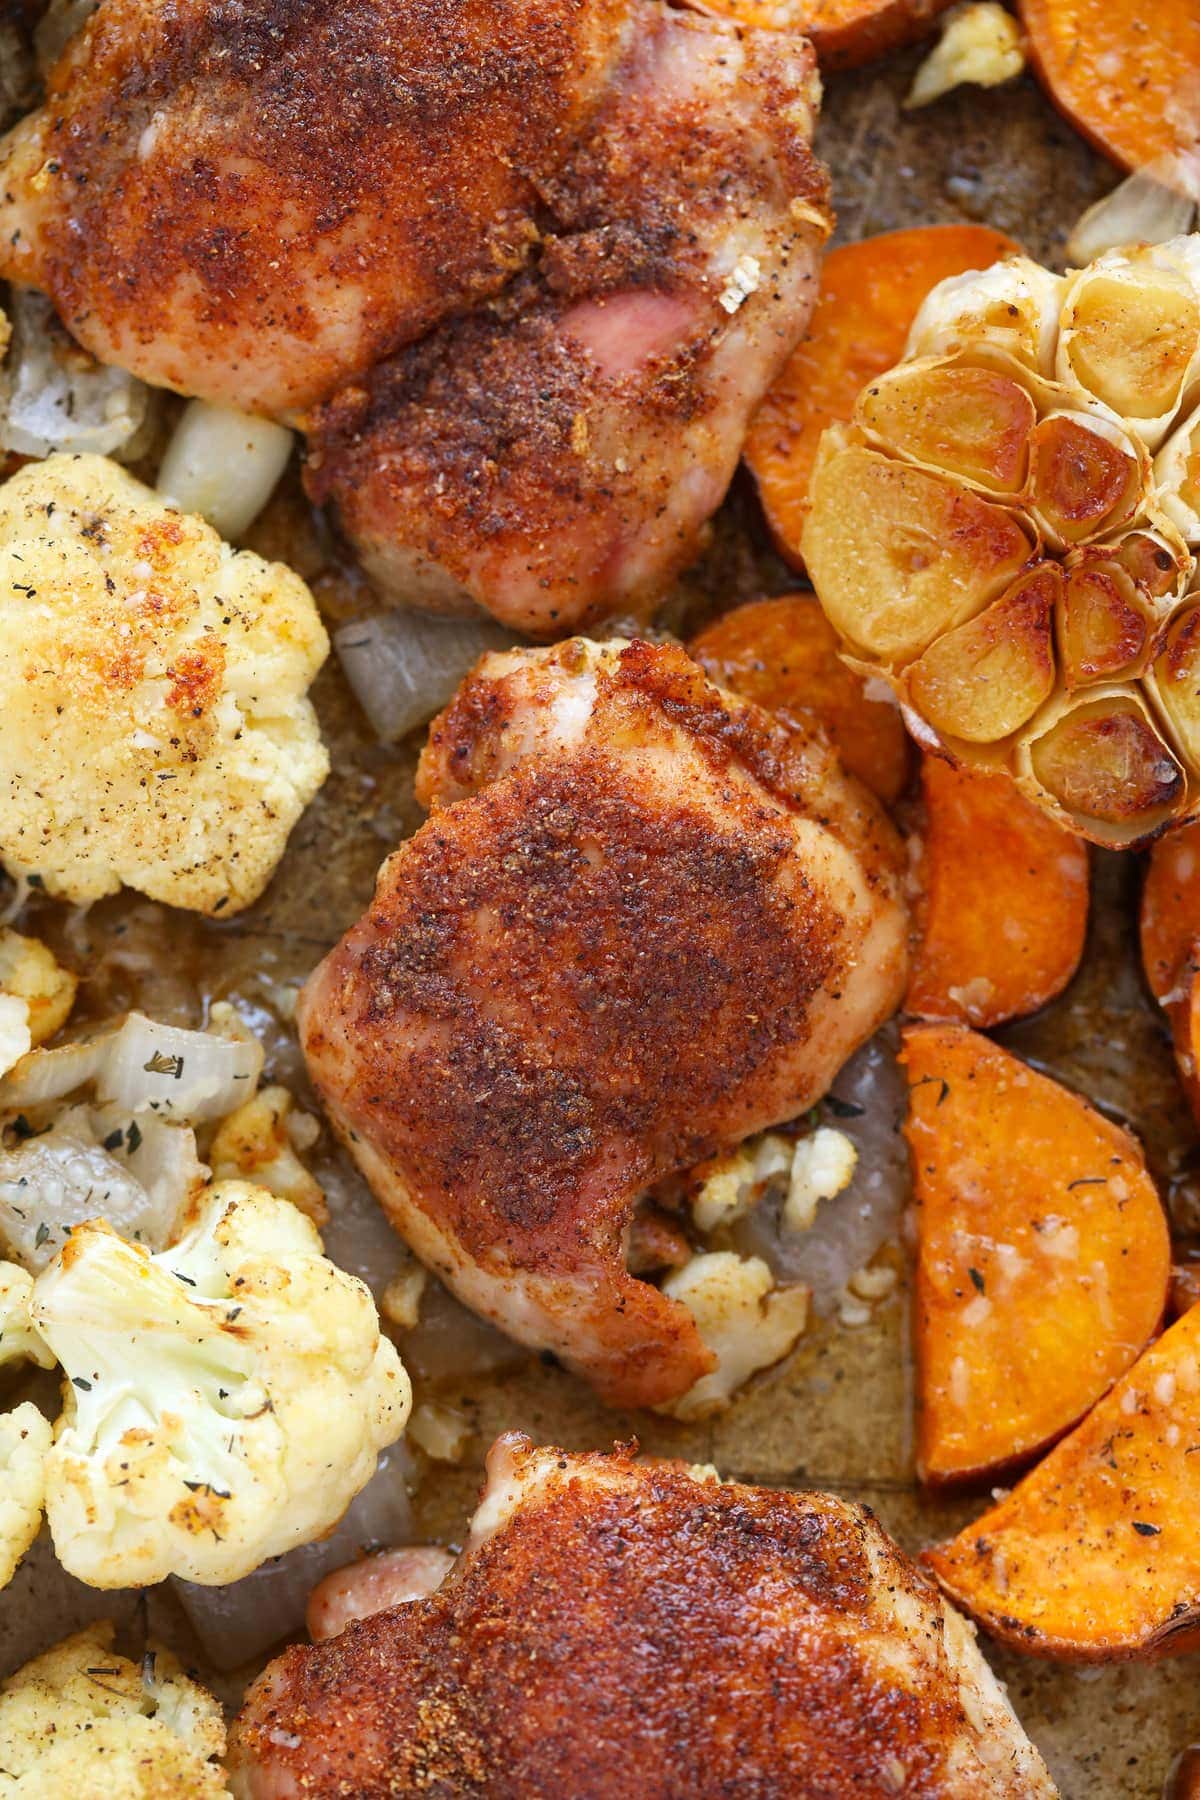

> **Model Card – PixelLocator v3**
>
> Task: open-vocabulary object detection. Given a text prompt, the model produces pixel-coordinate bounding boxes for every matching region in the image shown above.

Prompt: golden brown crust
[0,0,631,413]
[231,1438,1055,1798]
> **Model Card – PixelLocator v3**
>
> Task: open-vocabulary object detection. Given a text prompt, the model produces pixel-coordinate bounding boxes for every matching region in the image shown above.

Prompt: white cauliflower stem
[0,1619,229,1797]
[30,1180,412,1587]
[0,452,329,915]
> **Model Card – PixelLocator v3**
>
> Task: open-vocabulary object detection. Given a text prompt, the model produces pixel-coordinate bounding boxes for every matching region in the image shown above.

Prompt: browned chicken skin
[299,639,906,1409]
[229,1435,1058,1799]
[306,2,830,633]
[0,0,633,414]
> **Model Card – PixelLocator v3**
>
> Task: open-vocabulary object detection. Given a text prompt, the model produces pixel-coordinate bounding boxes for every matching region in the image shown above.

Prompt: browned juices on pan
[299,639,906,1408]
[230,1436,1057,1798]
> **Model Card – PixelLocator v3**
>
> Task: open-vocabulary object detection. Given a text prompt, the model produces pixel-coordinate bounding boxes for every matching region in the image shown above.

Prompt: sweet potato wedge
[743,225,1019,569]
[688,594,912,803]
[906,759,1089,1027]
[1140,821,1200,1123]
[924,1301,1200,1659]
[698,0,956,70]
[1141,821,1200,1004]
[1020,0,1200,171]
[903,1023,1170,1486]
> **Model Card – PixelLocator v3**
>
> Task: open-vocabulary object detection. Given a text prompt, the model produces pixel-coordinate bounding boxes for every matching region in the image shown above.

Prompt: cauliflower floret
[0,1261,52,1367]
[905,1,1025,109]
[783,1126,859,1234]
[0,1268,54,1590]
[0,1619,229,1797]
[0,997,27,1082]
[690,1133,793,1234]
[657,1252,809,1422]
[31,1180,411,1587]
[209,1085,326,1223]
[0,928,77,1047]
[0,1403,52,1592]
[0,453,329,915]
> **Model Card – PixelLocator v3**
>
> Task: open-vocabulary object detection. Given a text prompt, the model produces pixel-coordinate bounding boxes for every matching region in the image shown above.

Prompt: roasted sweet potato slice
[1020,0,1200,171]
[1139,820,1200,1124]
[699,0,956,70]
[1141,819,1200,1005]
[924,1301,1200,1659]
[744,225,1018,567]
[903,1023,1169,1486]
[906,759,1088,1027]
[688,594,912,803]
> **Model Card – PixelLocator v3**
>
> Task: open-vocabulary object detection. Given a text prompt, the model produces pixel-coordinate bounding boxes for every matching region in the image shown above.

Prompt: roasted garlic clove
[1025,412,1146,548]
[1058,557,1156,688]
[856,358,1035,496]
[1057,246,1200,452]
[905,562,1059,744]
[1155,403,1200,545]
[801,436,1032,663]
[905,256,1065,375]
[1148,602,1200,774]
[1021,687,1184,845]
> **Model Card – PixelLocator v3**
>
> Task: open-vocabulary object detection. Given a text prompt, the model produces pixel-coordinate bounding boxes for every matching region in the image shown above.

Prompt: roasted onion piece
[803,234,1200,847]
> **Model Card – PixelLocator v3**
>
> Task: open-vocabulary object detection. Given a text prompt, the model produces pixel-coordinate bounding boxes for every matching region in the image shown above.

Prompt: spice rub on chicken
[0,0,633,415]
[306,1,831,634]
[229,1434,1057,1799]
[298,639,906,1409]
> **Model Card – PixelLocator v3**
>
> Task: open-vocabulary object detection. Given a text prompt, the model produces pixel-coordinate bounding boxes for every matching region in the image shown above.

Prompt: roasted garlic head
[802,239,1200,847]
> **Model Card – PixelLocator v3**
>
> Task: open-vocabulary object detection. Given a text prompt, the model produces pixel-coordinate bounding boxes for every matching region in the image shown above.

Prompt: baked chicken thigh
[0,0,830,631]
[299,639,906,1409]
[0,0,633,416]
[229,1435,1057,1799]
[306,0,830,633]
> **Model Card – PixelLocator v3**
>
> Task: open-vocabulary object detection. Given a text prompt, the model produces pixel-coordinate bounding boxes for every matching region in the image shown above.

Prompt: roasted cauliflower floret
[657,1251,809,1422]
[0,453,329,914]
[0,1261,52,1369]
[0,1264,54,1590]
[0,1619,229,1797]
[30,1180,411,1587]
[0,1403,51,1592]
[209,1085,325,1223]
[0,927,77,1048]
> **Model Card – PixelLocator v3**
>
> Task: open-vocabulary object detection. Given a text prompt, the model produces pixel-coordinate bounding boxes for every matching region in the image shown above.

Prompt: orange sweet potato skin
[1140,821,1200,1124]
[697,0,956,70]
[743,226,1019,570]
[1020,0,1200,171]
[904,1023,1170,1487]
[906,759,1089,1028]
[924,1303,1200,1660]
[689,595,912,804]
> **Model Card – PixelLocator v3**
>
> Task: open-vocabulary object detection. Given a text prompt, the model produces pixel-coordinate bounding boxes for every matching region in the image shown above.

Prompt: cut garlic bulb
[803,237,1200,848]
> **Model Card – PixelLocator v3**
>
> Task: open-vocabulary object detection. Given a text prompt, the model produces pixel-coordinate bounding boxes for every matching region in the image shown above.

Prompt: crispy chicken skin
[298,639,906,1408]
[306,3,831,634]
[0,0,632,414]
[229,1435,1057,1799]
